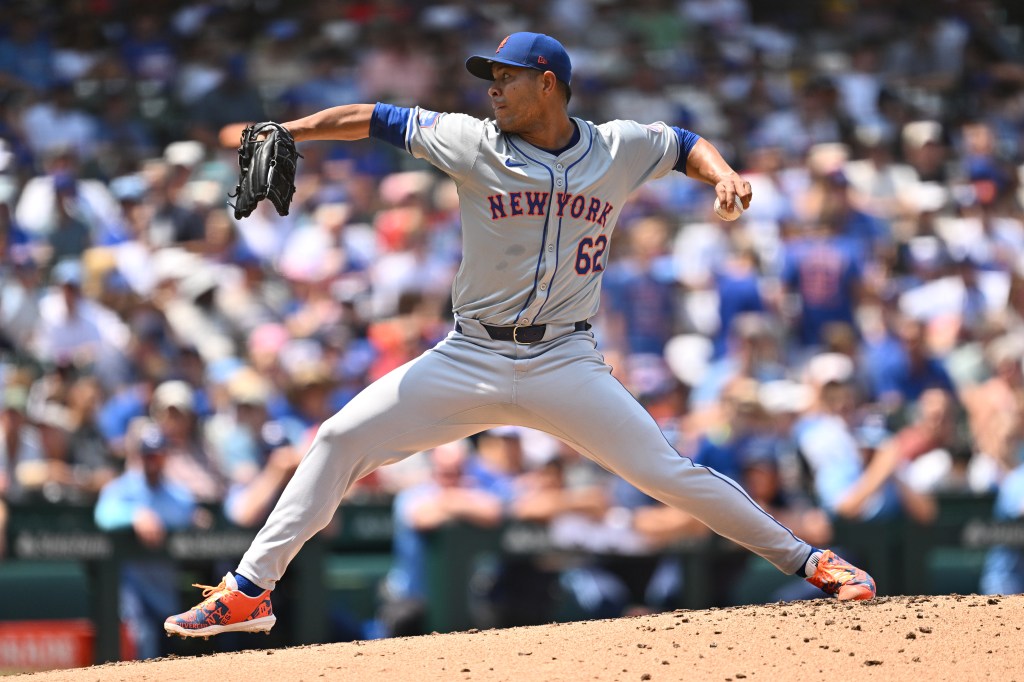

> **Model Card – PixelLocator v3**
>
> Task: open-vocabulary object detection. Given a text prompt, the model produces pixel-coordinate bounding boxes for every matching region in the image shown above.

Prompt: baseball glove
[229,121,301,220]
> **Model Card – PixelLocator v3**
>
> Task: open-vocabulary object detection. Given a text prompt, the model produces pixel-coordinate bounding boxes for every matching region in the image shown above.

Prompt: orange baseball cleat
[806,549,877,601]
[164,573,276,638]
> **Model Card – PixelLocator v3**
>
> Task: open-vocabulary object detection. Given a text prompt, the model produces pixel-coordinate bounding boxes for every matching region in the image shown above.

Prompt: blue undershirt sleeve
[370,103,413,150]
[671,126,702,174]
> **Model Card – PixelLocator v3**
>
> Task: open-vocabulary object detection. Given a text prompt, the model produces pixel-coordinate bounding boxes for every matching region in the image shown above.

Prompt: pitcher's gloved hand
[229,121,301,220]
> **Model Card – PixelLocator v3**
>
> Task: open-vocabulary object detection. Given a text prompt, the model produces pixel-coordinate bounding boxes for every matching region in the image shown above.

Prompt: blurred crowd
[3,0,1024,656]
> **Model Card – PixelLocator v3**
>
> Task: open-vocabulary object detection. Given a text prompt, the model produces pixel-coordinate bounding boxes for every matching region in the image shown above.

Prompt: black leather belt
[455,320,590,344]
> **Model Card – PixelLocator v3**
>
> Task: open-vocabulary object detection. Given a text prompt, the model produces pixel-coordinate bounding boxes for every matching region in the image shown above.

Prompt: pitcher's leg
[521,339,811,574]
[238,341,511,588]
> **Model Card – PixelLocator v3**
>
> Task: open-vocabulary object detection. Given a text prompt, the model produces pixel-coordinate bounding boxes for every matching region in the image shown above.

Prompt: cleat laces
[188,580,232,609]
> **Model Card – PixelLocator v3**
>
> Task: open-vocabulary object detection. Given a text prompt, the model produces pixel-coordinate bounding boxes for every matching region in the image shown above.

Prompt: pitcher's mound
[20,594,1024,681]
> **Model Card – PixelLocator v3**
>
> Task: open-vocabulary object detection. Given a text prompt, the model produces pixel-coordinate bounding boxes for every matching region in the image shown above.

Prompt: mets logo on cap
[496,35,509,53]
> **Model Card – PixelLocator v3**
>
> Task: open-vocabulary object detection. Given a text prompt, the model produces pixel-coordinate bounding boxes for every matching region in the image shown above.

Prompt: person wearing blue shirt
[380,440,501,636]
[0,15,54,92]
[793,366,936,525]
[867,314,956,412]
[692,384,779,485]
[462,428,526,505]
[602,216,678,357]
[94,423,196,659]
[780,222,863,348]
[980,460,1024,595]
[711,243,767,360]
[690,312,787,411]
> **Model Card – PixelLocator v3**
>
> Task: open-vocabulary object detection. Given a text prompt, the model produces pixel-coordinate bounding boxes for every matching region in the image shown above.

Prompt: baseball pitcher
[165,32,874,639]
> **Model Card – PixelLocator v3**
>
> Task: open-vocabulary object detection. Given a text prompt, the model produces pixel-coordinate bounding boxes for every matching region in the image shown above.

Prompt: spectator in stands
[709,237,770,360]
[963,334,1024,490]
[0,12,55,93]
[740,408,839,605]
[93,91,159,177]
[211,242,283,340]
[358,25,439,107]
[277,355,338,434]
[689,312,786,414]
[901,120,950,184]
[14,387,114,505]
[753,379,833,547]
[150,379,225,504]
[28,372,119,502]
[795,353,937,524]
[464,427,528,505]
[220,369,304,528]
[804,152,893,262]
[884,13,967,94]
[223,420,301,529]
[954,251,996,334]
[118,13,177,86]
[555,474,704,617]
[66,373,116,462]
[46,172,93,263]
[511,452,608,528]
[246,20,309,96]
[283,47,362,114]
[142,159,205,250]
[779,215,865,349]
[379,440,502,636]
[691,377,779,484]
[0,246,44,353]
[20,83,100,162]
[96,370,157,460]
[0,383,36,503]
[472,428,620,628]
[754,77,850,161]
[896,388,973,494]
[980,455,1024,596]
[843,124,922,223]
[867,314,957,418]
[601,215,679,359]
[731,142,799,253]
[31,259,130,374]
[94,422,196,659]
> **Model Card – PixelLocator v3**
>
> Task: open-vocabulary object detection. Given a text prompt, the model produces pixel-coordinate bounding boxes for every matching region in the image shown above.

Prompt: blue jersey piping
[504,139,554,324]
[530,119,595,322]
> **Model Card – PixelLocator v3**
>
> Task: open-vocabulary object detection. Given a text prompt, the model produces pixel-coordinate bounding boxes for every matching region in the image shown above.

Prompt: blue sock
[233,572,266,597]
[799,548,824,578]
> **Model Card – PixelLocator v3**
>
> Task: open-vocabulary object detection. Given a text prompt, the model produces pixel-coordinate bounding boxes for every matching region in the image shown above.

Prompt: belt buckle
[512,325,532,345]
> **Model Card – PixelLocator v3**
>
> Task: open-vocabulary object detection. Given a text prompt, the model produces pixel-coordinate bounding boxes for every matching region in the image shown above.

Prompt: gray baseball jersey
[396,107,679,325]
[237,105,812,591]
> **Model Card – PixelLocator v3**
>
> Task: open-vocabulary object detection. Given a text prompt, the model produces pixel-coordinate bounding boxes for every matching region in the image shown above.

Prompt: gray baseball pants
[237,319,811,588]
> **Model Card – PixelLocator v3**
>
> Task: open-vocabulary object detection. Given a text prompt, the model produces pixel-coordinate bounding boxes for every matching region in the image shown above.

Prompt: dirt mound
[19,594,1024,681]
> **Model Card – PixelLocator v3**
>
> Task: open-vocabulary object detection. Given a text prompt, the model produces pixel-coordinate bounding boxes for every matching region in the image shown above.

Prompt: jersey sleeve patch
[416,109,442,128]
[405,111,486,181]
[370,103,414,150]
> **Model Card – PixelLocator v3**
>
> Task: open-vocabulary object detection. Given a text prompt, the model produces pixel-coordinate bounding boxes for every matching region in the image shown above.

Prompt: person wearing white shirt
[30,260,130,388]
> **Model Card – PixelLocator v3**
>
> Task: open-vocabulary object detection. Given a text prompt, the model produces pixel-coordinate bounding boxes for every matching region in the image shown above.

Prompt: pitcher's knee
[311,415,406,470]
[313,414,346,446]
[308,416,363,460]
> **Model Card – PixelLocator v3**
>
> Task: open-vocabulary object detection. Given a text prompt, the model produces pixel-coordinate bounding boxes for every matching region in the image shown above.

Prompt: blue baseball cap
[466,32,572,87]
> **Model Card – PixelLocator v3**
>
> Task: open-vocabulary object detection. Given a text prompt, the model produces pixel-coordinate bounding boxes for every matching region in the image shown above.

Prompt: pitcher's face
[488,64,545,133]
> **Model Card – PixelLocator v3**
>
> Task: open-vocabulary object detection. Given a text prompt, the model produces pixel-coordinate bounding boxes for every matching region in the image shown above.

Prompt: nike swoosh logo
[505,158,527,167]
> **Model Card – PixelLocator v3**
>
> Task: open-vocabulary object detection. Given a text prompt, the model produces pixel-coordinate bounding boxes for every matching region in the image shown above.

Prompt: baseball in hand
[714,196,744,221]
